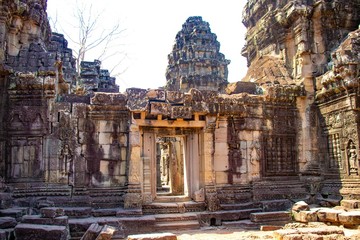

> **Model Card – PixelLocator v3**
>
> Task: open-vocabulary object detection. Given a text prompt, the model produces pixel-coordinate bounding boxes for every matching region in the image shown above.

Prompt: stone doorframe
[141,128,203,203]
[124,113,206,208]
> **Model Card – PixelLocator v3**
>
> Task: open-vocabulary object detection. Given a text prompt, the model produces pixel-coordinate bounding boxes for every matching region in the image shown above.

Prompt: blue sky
[47,0,248,92]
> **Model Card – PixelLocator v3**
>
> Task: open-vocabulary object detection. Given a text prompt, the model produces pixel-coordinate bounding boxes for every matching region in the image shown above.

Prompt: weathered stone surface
[81,223,102,240]
[14,223,69,240]
[96,225,116,240]
[0,0,360,238]
[127,232,177,240]
[273,226,344,240]
[0,208,28,221]
[292,201,310,213]
[317,208,344,224]
[0,217,17,229]
[292,210,318,223]
[250,211,291,223]
[340,200,360,210]
[165,16,230,92]
[40,207,65,219]
[63,207,92,218]
[225,82,258,95]
[338,211,360,226]
[0,193,12,209]
[21,215,68,226]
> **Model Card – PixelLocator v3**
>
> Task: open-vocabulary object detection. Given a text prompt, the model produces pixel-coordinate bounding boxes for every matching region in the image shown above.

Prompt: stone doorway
[141,128,202,204]
[156,136,187,197]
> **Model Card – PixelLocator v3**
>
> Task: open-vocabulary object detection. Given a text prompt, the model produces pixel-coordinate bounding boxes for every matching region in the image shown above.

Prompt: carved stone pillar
[204,115,220,211]
[124,119,142,209]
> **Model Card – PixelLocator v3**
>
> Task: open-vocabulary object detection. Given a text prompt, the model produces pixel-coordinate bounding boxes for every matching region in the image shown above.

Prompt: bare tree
[49,1,127,77]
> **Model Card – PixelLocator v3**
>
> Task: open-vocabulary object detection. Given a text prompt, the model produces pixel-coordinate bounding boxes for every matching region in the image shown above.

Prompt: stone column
[124,118,142,209]
[204,115,220,211]
[296,48,320,175]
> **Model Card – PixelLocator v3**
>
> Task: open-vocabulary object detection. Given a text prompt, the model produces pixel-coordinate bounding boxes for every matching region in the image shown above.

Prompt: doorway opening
[156,136,188,197]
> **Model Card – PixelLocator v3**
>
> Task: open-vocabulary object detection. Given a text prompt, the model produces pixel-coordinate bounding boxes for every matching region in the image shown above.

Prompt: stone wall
[242,0,360,83]
[0,0,359,213]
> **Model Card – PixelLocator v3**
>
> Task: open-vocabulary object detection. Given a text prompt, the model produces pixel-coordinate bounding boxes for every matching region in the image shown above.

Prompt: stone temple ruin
[0,0,360,239]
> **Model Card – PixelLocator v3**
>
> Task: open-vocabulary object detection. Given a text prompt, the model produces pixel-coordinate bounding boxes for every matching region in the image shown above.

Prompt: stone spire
[165,16,230,92]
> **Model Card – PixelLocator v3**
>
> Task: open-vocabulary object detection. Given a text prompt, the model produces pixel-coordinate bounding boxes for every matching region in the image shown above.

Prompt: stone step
[199,208,263,226]
[261,199,293,212]
[116,208,143,217]
[68,215,155,238]
[63,207,92,218]
[155,220,200,231]
[222,219,260,230]
[12,187,71,198]
[216,185,253,204]
[143,201,205,214]
[14,223,69,240]
[48,196,92,208]
[250,211,292,224]
[154,213,198,222]
[220,202,262,211]
[92,208,121,217]
[21,215,68,226]
[0,207,29,221]
[154,195,191,203]
[0,217,17,229]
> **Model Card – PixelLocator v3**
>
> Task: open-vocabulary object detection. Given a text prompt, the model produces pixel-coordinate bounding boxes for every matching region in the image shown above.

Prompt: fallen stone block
[317,208,344,224]
[250,211,291,223]
[22,214,68,226]
[96,225,116,240]
[338,211,360,226]
[0,207,28,221]
[340,200,360,210]
[40,207,65,218]
[14,223,69,240]
[80,223,102,240]
[291,201,310,212]
[260,225,283,231]
[292,209,318,223]
[0,229,14,240]
[0,217,17,229]
[127,232,177,240]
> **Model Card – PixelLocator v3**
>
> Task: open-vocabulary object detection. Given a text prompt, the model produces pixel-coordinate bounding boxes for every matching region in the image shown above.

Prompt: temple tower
[165,16,230,92]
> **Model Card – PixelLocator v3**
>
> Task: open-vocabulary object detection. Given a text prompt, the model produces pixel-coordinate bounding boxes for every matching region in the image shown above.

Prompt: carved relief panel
[263,135,296,177]
[322,109,359,177]
[8,137,43,180]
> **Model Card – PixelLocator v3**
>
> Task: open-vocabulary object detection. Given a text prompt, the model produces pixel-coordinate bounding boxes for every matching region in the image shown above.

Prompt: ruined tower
[165,16,230,92]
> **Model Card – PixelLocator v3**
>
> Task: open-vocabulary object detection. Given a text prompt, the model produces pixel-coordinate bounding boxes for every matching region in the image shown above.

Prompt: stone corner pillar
[204,115,220,211]
[124,119,143,209]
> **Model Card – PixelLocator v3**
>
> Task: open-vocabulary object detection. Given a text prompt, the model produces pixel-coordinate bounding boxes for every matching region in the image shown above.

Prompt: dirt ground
[175,228,274,240]
[172,226,360,240]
